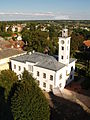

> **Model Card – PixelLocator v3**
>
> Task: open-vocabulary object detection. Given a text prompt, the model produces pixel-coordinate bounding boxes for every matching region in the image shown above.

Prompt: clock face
[61,40,64,44]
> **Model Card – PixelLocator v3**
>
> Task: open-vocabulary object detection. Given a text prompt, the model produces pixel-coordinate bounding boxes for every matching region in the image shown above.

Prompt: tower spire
[62,28,68,37]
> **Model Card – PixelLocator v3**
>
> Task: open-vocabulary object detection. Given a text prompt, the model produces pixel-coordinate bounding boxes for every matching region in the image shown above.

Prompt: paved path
[54,88,90,114]
[44,90,90,120]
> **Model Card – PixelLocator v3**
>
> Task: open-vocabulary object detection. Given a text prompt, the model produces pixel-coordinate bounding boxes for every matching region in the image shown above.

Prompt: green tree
[0,69,18,99]
[70,32,84,56]
[74,28,90,40]
[47,25,58,39]
[10,70,50,120]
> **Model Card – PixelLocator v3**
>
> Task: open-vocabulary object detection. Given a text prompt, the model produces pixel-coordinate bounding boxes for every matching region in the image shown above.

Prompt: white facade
[17,35,22,41]
[11,58,75,92]
[12,26,16,32]
[58,29,70,65]
[11,29,76,92]
[33,66,55,91]
[5,26,9,32]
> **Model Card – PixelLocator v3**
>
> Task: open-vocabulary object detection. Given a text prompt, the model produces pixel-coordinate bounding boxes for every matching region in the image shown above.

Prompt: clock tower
[58,29,71,65]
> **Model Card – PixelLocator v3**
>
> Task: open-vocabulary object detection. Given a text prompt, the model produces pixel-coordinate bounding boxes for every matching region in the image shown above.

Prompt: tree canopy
[0,69,18,99]
[22,25,58,55]
[0,69,50,120]
[10,70,50,120]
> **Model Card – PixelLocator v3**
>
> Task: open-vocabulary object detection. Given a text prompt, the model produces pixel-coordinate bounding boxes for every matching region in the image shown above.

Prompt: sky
[0,0,90,21]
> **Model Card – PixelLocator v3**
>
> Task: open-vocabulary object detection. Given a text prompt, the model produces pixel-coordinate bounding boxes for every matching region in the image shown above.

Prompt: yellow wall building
[0,48,26,72]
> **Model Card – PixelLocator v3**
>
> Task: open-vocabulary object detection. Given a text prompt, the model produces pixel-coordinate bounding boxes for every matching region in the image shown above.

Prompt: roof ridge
[49,55,58,69]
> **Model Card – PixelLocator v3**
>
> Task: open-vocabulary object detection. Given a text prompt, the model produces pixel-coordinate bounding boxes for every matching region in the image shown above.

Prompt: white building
[17,35,22,41]
[11,29,76,92]
[12,26,16,33]
[5,26,9,32]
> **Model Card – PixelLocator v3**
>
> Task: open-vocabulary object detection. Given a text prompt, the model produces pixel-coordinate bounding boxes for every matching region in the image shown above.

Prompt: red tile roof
[12,34,17,37]
[9,39,24,49]
[83,40,90,47]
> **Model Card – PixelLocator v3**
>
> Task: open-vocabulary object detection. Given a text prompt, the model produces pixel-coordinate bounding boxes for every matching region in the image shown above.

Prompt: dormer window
[28,65,33,72]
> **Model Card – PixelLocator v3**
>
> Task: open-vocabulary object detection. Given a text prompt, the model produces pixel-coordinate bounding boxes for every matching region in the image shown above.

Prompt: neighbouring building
[12,26,17,33]
[17,35,22,41]
[11,29,76,92]
[0,48,26,72]
[12,24,23,33]
[0,36,24,50]
[5,26,9,32]
[9,39,24,50]
[83,40,90,51]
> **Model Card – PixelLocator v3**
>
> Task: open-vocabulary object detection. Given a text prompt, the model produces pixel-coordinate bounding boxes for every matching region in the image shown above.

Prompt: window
[59,74,62,79]
[37,71,39,76]
[61,46,64,50]
[66,81,68,84]
[14,64,16,69]
[67,46,68,50]
[71,66,73,71]
[70,75,72,79]
[61,56,63,59]
[43,73,46,79]
[43,82,46,88]
[50,75,53,81]
[19,66,21,71]
[50,85,53,90]
[59,83,62,88]
[68,40,69,44]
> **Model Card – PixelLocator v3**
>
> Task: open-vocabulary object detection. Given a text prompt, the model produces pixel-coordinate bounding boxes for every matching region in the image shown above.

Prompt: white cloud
[0,12,55,20]
[0,12,54,20]
[0,12,54,16]
[0,11,89,20]
[54,13,70,20]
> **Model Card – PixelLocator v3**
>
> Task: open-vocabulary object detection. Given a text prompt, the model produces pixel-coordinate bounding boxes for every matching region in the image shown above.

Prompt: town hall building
[11,29,76,92]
